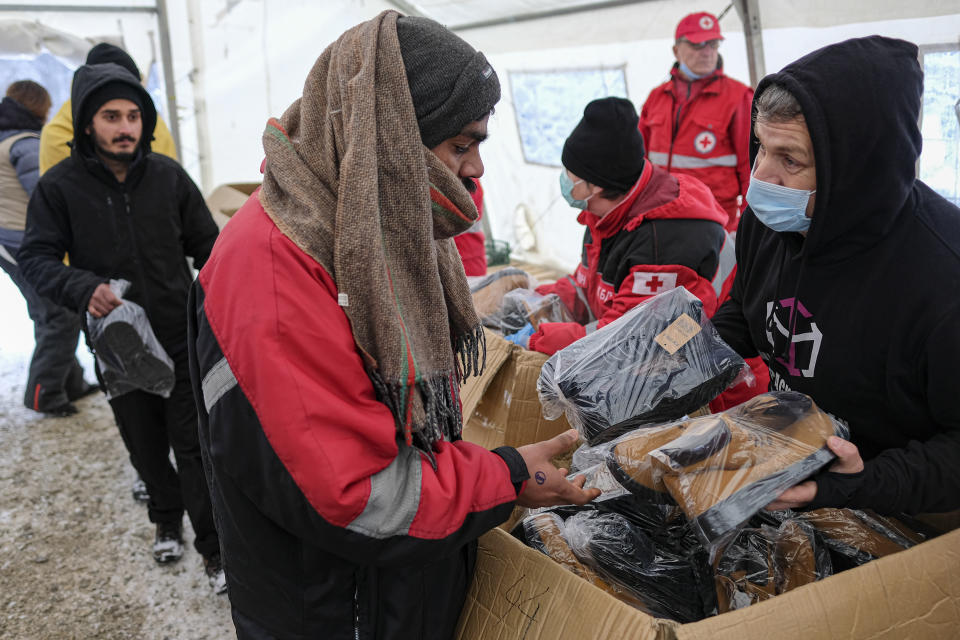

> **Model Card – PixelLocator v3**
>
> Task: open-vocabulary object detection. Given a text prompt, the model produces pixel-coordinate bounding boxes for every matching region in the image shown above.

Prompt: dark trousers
[106,348,219,559]
[0,243,86,412]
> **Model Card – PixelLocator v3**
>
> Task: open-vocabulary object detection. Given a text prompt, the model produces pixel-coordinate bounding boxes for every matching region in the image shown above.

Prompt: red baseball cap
[675,12,723,44]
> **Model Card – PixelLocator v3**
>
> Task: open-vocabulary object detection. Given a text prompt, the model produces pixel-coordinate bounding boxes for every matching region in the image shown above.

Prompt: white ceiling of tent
[392,0,960,31]
[394,0,655,29]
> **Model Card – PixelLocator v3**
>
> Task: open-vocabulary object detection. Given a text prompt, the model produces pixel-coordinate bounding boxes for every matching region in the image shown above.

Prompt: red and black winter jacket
[186,193,527,640]
[639,64,753,232]
[529,162,729,356]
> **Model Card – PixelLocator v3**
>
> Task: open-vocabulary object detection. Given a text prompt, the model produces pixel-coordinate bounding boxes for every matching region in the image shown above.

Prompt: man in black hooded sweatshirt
[712,36,960,516]
[17,62,225,592]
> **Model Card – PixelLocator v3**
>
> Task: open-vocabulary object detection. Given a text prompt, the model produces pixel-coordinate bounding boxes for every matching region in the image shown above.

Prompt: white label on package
[654,313,701,354]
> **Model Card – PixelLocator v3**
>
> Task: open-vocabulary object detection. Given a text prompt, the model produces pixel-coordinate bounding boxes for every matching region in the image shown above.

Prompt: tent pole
[186,0,213,192]
[734,0,766,88]
[154,0,182,154]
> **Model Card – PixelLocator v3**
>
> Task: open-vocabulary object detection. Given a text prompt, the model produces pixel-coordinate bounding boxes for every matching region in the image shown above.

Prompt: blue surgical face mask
[746,175,816,233]
[679,61,707,80]
[560,170,592,210]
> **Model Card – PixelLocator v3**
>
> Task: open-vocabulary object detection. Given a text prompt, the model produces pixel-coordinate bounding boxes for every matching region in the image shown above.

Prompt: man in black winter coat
[18,62,226,592]
[712,36,960,516]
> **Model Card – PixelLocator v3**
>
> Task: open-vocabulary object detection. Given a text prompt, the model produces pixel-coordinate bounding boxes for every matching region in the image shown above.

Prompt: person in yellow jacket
[39,43,176,174]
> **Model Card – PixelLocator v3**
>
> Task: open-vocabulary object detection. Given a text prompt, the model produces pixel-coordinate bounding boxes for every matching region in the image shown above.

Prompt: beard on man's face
[90,127,139,163]
[461,177,477,193]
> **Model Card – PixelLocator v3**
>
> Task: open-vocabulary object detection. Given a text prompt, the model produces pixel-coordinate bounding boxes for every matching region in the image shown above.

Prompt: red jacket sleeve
[536,270,592,325]
[530,265,718,356]
[730,85,755,202]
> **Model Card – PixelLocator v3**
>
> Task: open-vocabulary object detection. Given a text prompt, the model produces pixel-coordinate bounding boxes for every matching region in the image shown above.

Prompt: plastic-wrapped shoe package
[469,268,538,332]
[714,518,831,613]
[563,510,715,622]
[777,508,926,570]
[86,279,175,399]
[493,288,574,335]
[538,287,749,445]
[520,511,652,611]
[605,391,848,546]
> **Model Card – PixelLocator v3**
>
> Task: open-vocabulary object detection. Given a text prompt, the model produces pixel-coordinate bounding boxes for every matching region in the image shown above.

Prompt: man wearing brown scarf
[187,12,599,640]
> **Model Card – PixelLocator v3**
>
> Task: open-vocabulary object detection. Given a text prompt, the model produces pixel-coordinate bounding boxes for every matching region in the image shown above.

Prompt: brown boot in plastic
[605,420,692,503]
[522,512,651,612]
[652,391,844,544]
[797,508,923,565]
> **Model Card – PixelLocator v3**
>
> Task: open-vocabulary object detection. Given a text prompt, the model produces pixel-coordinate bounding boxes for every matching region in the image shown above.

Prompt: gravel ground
[0,277,234,639]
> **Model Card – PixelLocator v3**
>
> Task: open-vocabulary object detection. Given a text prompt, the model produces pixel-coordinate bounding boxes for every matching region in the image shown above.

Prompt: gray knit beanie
[396,16,500,148]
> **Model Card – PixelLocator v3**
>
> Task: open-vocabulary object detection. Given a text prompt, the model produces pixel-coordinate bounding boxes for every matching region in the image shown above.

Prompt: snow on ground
[0,274,234,639]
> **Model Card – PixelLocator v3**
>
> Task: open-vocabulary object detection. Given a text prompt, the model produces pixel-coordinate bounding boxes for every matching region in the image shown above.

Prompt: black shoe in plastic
[204,553,228,595]
[100,321,175,394]
[131,478,150,504]
[153,521,184,564]
[42,402,78,417]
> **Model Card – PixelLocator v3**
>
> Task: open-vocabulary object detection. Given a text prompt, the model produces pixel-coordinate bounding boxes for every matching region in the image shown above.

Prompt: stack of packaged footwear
[537,287,750,445]
[468,268,574,336]
[515,391,934,620]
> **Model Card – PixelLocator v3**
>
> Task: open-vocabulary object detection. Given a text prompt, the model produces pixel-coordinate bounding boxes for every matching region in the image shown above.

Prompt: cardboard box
[205,182,261,229]
[460,328,572,450]
[457,327,960,639]
[457,524,960,640]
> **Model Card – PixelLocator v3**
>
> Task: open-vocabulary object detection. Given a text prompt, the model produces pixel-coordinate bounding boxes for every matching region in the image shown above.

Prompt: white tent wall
[183,0,399,189]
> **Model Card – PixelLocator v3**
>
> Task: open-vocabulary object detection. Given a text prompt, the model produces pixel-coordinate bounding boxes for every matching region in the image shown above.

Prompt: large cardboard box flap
[460,523,960,640]
[674,526,960,640]
[457,528,675,640]
[460,328,515,420]
[461,330,571,450]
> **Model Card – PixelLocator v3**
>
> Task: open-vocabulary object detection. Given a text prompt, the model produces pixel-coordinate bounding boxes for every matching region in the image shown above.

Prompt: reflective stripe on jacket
[639,65,753,233]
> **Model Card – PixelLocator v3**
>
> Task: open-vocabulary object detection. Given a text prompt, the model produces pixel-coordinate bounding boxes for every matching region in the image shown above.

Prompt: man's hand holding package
[767,436,864,510]
[516,429,602,508]
[87,282,123,318]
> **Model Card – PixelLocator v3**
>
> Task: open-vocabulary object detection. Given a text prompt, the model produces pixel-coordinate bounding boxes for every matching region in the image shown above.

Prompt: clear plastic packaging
[478,286,574,336]
[563,510,715,622]
[788,508,925,568]
[607,391,848,546]
[86,279,175,399]
[520,512,652,611]
[538,287,749,445]
[468,267,537,331]
[714,518,831,612]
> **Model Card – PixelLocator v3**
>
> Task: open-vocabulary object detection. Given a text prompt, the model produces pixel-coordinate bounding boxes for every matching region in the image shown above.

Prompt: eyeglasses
[681,39,721,51]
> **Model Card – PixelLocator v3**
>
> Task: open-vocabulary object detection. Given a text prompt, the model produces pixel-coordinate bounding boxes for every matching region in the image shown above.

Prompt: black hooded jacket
[712,36,960,514]
[18,63,218,355]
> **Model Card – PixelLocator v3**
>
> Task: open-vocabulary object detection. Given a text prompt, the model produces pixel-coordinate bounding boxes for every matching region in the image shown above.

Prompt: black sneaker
[67,381,100,402]
[131,478,150,504]
[42,402,78,417]
[204,553,227,595]
[153,521,184,564]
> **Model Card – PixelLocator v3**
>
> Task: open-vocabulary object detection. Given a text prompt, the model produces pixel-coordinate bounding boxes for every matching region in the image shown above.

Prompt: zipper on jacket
[667,82,692,173]
[353,580,360,640]
[122,190,152,312]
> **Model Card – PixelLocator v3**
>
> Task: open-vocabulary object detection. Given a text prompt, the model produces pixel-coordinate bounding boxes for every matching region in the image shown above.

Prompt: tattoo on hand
[535,471,546,485]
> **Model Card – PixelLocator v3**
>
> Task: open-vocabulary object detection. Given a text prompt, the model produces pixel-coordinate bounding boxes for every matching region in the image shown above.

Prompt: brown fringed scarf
[259,10,484,456]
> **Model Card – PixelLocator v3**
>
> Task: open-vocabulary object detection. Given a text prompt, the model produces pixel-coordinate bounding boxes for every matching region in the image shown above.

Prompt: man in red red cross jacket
[638,11,753,233]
